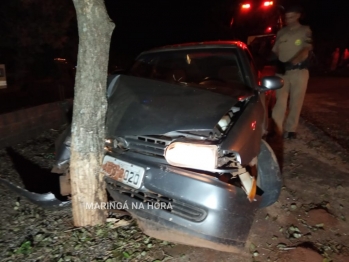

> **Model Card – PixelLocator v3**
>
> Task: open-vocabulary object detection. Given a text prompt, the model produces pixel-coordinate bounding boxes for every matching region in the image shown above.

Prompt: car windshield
[129,48,246,87]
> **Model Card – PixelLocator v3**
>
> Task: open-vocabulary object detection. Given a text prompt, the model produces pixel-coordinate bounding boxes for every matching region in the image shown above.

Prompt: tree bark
[70,0,114,226]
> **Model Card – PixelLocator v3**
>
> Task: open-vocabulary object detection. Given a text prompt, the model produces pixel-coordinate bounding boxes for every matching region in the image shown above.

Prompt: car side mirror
[259,76,283,91]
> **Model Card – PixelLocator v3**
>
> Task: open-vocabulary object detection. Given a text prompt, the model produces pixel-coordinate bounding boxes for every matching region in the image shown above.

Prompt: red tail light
[242,3,251,9]
[263,1,273,6]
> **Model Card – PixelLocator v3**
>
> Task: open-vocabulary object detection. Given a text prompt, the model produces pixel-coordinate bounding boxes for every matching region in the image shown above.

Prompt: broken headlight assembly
[164,142,218,170]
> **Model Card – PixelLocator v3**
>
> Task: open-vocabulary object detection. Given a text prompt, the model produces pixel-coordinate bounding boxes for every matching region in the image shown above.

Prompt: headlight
[164,142,218,170]
[104,139,113,152]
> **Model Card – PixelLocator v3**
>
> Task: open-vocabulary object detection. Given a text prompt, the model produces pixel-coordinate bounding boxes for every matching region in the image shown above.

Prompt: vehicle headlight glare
[164,142,218,170]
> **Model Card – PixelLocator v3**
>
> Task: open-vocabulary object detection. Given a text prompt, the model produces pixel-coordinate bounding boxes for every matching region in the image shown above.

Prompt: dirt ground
[0,118,349,262]
[302,77,349,151]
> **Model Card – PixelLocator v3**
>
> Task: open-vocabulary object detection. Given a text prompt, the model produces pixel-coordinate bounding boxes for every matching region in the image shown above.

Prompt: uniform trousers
[272,69,309,133]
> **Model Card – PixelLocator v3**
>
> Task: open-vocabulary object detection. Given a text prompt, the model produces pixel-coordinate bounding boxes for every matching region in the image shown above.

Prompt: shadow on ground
[5,147,63,198]
[266,119,285,172]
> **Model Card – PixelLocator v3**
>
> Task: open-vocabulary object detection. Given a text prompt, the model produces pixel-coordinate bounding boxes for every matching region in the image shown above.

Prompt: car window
[130,48,246,86]
[244,48,259,79]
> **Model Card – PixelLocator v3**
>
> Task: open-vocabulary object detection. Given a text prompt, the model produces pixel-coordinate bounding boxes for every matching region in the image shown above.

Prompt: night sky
[0,0,349,69]
[105,0,221,63]
[104,0,349,66]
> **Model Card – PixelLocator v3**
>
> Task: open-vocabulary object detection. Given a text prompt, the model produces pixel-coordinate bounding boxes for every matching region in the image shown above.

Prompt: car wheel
[256,139,282,208]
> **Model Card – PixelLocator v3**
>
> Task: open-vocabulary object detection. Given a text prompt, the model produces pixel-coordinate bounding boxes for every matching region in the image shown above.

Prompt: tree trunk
[70,0,114,226]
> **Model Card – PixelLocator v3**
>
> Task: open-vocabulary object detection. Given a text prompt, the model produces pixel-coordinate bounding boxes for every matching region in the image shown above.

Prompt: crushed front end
[102,135,261,252]
[100,75,268,251]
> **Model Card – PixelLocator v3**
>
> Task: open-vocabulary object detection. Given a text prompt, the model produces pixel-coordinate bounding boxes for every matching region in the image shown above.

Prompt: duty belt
[274,59,309,75]
[284,61,309,71]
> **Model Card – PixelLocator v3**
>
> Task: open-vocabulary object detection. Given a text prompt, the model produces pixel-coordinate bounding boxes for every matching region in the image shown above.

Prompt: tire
[256,139,282,208]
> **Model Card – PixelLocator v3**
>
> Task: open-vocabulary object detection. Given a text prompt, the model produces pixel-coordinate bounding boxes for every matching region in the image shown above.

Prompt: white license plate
[102,155,145,189]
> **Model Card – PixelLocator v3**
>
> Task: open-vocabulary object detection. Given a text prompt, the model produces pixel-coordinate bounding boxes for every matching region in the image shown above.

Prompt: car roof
[139,41,247,56]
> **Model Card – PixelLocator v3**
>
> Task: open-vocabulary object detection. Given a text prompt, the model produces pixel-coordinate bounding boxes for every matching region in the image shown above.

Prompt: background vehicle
[230,1,284,42]
[230,1,284,73]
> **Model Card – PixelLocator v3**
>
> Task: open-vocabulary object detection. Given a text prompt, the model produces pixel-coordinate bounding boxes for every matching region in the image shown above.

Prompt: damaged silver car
[8,41,284,252]
[54,41,283,251]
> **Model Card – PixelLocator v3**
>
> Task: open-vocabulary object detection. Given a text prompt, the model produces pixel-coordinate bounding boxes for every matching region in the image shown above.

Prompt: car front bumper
[103,150,260,248]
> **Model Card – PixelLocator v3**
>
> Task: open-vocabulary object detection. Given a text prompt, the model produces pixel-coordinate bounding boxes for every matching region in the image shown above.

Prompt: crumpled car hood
[105,75,252,137]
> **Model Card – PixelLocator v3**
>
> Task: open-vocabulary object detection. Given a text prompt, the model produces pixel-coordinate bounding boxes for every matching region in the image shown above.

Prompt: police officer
[271,5,313,139]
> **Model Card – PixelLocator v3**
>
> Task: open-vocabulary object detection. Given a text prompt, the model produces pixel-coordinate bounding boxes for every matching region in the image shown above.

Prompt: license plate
[102,155,145,189]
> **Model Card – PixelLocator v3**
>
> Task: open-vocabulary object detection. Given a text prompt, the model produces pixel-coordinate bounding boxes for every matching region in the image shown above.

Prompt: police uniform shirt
[272,25,313,63]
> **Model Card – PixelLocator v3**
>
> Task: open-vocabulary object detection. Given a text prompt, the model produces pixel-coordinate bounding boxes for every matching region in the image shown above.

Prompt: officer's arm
[290,27,313,64]
[271,32,281,55]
